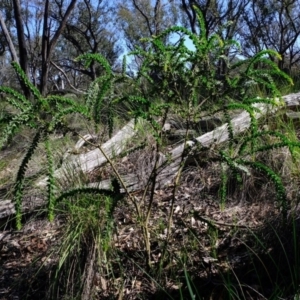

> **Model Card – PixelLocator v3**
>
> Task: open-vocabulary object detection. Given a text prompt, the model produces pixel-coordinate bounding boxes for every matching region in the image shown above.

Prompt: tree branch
[132,0,153,35]
[50,60,86,94]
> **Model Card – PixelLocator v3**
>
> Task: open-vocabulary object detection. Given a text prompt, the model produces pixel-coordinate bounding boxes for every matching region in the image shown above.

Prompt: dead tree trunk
[1,92,300,219]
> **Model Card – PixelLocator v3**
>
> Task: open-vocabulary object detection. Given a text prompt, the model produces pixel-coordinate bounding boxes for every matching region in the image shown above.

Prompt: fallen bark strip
[1,92,300,219]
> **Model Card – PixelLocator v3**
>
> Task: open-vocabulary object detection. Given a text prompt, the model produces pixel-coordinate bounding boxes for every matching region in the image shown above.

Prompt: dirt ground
[0,125,300,299]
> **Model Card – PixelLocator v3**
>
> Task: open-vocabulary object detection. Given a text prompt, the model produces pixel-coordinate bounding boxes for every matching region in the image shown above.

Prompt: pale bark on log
[155,94,298,187]
[1,92,300,219]
[74,134,98,152]
[37,119,137,187]
[54,91,300,188]
[91,92,300,190]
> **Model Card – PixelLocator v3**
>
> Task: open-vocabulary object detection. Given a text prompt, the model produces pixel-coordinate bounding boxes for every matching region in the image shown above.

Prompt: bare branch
[50,60,86,94]
[132,0,153,35]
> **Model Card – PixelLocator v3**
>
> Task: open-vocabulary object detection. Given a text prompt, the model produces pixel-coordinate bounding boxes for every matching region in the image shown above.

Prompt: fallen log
[42,92,300,188]
[37,119,137,187]
[90,92,300,190]
[1,92,300,219]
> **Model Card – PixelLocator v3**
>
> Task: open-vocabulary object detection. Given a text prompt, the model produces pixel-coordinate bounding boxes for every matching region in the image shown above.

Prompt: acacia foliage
[0,6,297,229]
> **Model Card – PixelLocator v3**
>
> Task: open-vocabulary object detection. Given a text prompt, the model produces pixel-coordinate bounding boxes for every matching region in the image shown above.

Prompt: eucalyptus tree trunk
[0,11,18,62]
[1,3,36,98]
[40,0,78,96]
[12,0,28,75]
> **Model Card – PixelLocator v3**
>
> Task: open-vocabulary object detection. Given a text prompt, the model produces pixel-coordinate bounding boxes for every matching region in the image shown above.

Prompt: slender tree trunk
[40,0,50,96]
[11,0,31,98]
[0,11,18,62]
[12,0,28,75]
[40,0,78,96]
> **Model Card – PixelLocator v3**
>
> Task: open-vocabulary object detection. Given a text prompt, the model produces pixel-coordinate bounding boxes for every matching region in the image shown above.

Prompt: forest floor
[0,113,300,299]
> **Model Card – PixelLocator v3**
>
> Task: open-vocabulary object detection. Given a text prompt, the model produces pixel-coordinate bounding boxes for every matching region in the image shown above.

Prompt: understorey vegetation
[1,7,300,300]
